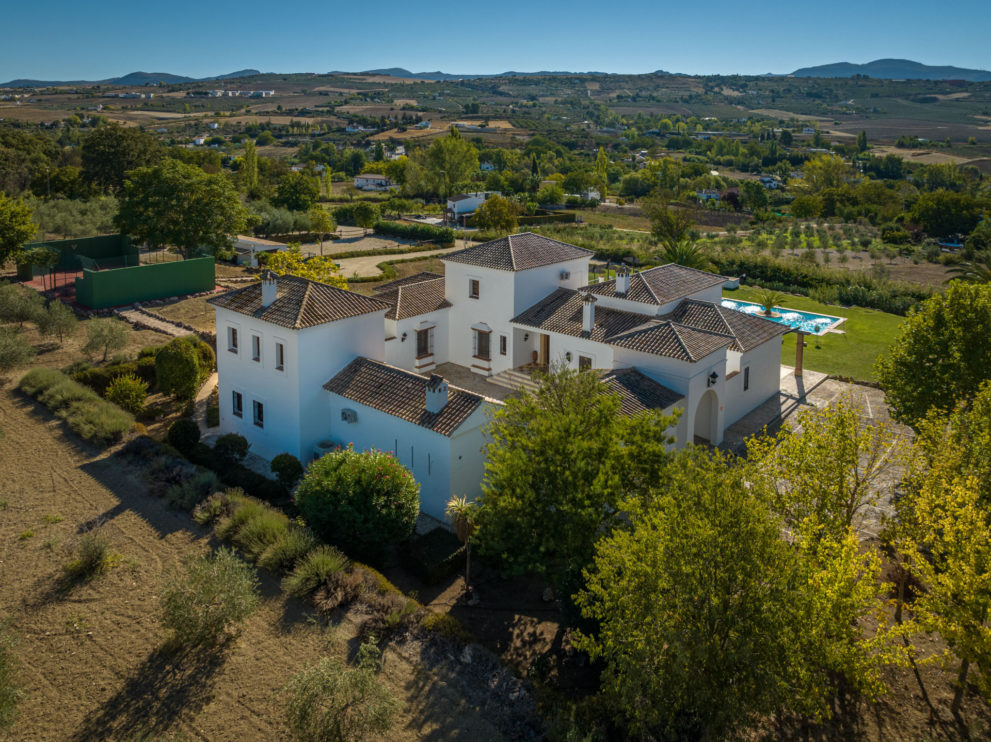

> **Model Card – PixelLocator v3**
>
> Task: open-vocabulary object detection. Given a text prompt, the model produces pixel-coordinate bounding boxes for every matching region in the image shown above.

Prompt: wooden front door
[539,334,550,369]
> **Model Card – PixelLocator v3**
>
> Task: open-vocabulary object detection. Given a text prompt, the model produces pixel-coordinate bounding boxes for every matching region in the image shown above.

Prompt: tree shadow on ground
[70,643,228,741]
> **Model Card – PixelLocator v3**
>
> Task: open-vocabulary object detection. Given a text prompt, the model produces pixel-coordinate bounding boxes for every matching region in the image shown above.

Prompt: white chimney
[425,375,449,414]
[615,267,630,296]
[581,293,597,333]
[260,269,277,308]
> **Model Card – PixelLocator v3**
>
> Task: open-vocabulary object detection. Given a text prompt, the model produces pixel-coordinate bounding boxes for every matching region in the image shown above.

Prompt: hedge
[19,368,133,445]
[70,357,157,395]
[372,220,455,246]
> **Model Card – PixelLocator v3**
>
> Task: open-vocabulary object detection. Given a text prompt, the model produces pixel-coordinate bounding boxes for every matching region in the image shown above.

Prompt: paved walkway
[114,307,189,337]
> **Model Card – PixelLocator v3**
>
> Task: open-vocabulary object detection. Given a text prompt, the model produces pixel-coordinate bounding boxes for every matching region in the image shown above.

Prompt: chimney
[581,293,597,333]
[615,267,630,296]
[260,269,277,308]
[425,375,449,414]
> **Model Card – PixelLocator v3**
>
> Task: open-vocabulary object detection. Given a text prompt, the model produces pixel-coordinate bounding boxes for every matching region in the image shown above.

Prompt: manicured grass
[726,286,905,382]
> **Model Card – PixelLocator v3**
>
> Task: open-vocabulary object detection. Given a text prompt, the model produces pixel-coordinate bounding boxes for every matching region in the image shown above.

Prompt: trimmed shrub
[257,524,319,574]
[167,418,201,453]
[372,220,455,246]
[294,446,419,560]
[18,368,133,445]
[271,452,303,490]
[282,654,398,742]
[156,338,200,400]
[214,433,250,465]
[105,373,148,414]
[160,547,260,647]
[282,546,350,599]
[193,488,244,527]
[215,496,270,542]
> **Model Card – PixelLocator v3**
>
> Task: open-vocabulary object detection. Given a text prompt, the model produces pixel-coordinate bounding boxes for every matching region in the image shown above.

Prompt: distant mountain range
[0,69,261,89]
[356,68,618,80]
[789,58,991,82]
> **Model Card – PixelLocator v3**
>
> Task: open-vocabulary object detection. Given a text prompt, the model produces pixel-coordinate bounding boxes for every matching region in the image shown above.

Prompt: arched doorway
[693,389,718,444]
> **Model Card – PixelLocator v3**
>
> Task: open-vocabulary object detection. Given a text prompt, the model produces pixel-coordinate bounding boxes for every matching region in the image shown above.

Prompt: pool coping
[720,299,847,337]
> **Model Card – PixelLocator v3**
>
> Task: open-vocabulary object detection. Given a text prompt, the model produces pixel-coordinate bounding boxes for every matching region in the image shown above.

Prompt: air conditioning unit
[559,271,570,280]
[340,408,358,423]
[313,439,336,461]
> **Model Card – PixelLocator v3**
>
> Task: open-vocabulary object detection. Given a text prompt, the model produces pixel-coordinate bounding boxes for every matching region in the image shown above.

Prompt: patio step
[488,368,540,394]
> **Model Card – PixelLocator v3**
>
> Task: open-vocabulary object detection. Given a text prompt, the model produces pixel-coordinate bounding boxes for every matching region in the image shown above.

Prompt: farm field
[726,285,905,382]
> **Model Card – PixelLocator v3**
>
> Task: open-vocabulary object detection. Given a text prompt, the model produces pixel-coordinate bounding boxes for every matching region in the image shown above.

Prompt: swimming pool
[720,299,844,335]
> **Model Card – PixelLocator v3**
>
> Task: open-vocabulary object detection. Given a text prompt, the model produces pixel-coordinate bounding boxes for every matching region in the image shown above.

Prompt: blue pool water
[720,299,843,335]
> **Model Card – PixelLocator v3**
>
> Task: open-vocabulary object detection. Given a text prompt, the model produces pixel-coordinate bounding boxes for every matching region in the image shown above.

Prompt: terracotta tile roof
[372,272,443,293]
[512,289,733,362]
[376,278,452,320]
[670,299,789,352]
[442,232,592,272]
[584,263,727,305]
[610,322,732,362]
[601,368,684,415]
[511,288,653,344]
[323,358,485,436]
[207,275,389,329]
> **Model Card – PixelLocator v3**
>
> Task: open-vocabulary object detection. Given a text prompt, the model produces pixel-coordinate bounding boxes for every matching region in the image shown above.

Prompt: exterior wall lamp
[707,371,718,387]
[523,333,529,342]
[565,352,573,362]
[401,332,407,342]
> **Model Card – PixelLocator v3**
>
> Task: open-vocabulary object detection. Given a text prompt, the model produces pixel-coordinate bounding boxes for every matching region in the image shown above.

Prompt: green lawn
[725,286,905,382]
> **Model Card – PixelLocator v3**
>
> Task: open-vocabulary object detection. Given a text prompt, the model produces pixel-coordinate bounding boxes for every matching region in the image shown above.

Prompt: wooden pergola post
[795,330,805,377]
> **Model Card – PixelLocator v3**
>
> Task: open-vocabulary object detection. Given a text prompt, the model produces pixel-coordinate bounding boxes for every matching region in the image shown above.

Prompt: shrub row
[187,440,287,503]
[69,356,157,395]
[517,212,577,226]
[372,220,455,246]
[711,254,933,316]
[19,368,133,445]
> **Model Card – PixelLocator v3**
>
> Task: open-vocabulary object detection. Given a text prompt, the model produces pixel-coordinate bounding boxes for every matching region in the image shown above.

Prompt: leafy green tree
[536,183,565,206]
[275,171,320,212]
[115,159,249,259]
[748,397,908,538]
[947,255,991,284]
[282,648,397,742]
[445,495,478,595]
[241,139,259,193]
[160,547,260,647]
[352,202,378,234]
[0,193,36,266]
[857,130,868,152]
[409,127,479,199]
[474,367,675,599]
[295,446,419,560]
[155,336,201,400]
[595,147,609,197]
[0,282,43,327]
[909,189,982,239]
[84,318,129,362]
[35,300,78,344]
[472,194,519,233]
[80,123,161,193]
[266,244,347,287]
[875,282,991,426]
[642,198,697,250]
[740,180,769,211]
[792,154,853,193]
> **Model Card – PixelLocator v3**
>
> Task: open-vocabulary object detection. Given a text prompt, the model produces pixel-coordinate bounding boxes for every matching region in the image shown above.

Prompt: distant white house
[414,120,431,129]
[233,236,289,267]
[354,174,395,191]
[192,136,206,146]
[209,233,787,519]
[446,191,499,225]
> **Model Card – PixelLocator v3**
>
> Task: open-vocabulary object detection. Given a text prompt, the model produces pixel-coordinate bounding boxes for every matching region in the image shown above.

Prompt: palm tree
[754,287,785,316]
[654,238,714,271]
[445,495,477,599]
[947,255,991,284]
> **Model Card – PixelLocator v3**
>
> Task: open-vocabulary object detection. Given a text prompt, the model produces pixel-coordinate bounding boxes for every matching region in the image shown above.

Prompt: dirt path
[336,246,463,279]
[114,307,188,338]
[0,389,506,741]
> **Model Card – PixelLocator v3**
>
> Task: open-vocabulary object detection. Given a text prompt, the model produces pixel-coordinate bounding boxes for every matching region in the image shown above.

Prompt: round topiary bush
[214,433,250,465]
[271,452,304,490]
[105,373,149,414]
[167,418,201,453]
[156,340,200,400]
[294,446,419,560]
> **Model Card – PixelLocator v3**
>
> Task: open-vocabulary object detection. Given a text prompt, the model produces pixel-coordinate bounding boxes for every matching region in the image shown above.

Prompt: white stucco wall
[383,308,451,374]
[722,337,783,428]
[215,305,387,463]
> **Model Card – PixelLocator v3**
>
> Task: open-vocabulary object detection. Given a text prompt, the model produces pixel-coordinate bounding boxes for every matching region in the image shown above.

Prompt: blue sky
[2,0,989,80]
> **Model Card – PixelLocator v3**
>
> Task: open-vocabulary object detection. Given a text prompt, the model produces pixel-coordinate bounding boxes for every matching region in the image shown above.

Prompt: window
[473,329,490,360]
[232,391,243,418]
[275,342,285,371]
[228,326,239,353]
[499,335,507,356]
[251,334,261,362]
[743,366,750,391]
[578,355,592,372]
[468,278,480,299]
[252,400,264,428]
[416,328,433,358]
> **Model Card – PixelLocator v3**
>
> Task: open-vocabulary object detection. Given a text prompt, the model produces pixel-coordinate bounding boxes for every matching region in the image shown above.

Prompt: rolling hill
[790,58,991,81]
[1,69,261,88]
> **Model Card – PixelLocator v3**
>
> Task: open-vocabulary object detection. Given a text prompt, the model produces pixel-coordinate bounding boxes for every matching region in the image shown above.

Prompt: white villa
[208,233,787,520]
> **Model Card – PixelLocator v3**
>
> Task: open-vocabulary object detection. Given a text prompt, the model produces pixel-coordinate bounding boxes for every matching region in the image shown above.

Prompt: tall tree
[792,154,854,193]
[274,171,320,212]
[472,194,519,233]
[594,147,609,198]
[474,366,676,600]
[857,130,869,152]
[0,193,36,266]
[80,123,161,193]
[115,160,250,259]
[875,282,991,427]
[264,244,346,288]
[409,127,479,199]
[308,207,335,255]
[241,139,258,193]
